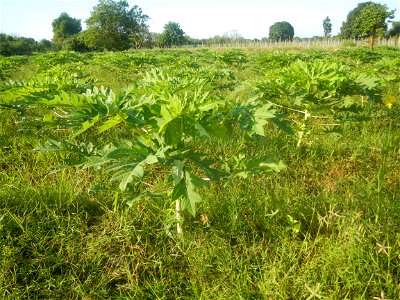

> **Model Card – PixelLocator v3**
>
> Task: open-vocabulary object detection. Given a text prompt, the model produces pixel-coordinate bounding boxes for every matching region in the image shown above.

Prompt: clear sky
[0,0,399,41]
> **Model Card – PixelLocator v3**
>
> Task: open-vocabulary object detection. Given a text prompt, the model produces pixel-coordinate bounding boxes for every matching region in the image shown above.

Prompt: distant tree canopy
[52,12,82,48]
[386,21,400,37]
[0,34,41,56]
[340,2,394,40]
[157,22,186,47]
[323,17,332,38]
[37,39,53,52]
[268,21,294,42]
[223,30,244,42]
[84,0,149,51]
[62,33,91,52]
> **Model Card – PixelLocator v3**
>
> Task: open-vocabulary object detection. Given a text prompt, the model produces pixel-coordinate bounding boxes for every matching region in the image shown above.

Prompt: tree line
[269,2,398,47]
[1,0,399,56]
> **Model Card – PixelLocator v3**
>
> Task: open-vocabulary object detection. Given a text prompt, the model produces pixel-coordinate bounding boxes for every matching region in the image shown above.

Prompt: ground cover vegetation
[1,45,400,298]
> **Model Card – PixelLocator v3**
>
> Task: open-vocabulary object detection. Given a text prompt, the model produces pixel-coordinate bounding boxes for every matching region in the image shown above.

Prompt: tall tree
[52,12,82,47]
[84,0,149,51]
[339,2,394,40]
[340,2,372,39]
[268,21,294,42]
[157,22,186,48]
[323,17,332,38]
[353,3,395,48]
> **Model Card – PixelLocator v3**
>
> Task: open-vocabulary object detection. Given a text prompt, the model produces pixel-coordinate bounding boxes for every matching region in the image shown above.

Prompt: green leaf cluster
[51,12,82,48]
[157,22,186,48]
[340,1,395,42]
[323,17,332,38]
[2,63,286,216]
[248,57,388,145]
[84,0,149,51]
[268,21,294,42]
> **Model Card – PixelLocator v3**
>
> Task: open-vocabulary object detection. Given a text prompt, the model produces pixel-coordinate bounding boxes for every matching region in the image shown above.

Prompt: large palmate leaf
[231,102,287,137]
[171,160,208,216]
[224,154,286,179]
[109,154,159,192]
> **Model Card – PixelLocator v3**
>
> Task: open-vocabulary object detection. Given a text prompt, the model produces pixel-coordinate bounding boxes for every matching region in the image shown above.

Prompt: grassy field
[1,47,400,299]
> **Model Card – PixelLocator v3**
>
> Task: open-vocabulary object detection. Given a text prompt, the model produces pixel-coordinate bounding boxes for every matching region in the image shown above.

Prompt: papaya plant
[2,67,287,234]
[249,59,382,146]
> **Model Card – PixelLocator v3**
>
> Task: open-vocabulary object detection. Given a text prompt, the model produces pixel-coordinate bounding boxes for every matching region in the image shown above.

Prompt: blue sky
[0,0,399,40]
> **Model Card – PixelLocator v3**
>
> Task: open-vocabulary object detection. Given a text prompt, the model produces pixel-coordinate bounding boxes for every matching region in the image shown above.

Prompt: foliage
[268,21,294,42]
[249,58,386,145]
[37,39,53,52]
[216,49,248,69]
[323,16,332,38]
[386,21,400,37]
[157,22,186,48]
[0,56,29,80]
[62,33,91,52]
[223,30,245,44]
[1,47,400,299]
[51,12,82,48]
[0,34,38,56]
[340,1,394,40]
[1,61,287,218]
[194,33,245,47]
[0,34,54,56]
[131,28,157,49]
[353,3,395,48]
[336,47,383,64]
[340,2,374,39]
[84,0,149,51]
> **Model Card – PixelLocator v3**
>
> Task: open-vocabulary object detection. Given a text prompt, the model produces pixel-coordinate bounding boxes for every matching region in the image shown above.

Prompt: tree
[62,33,91,52]
[37,39,53,52]
[0,34,15,56]
[386,21,400,37]
[52,12,82,47]
[0,34,37,56]
[340,2,374,38]
[224,30,244,41]
[353,3,395,48]
[268,21,294,42]
[157,22,186,48]
[84,0,149,51]
[323,17,332,38]
[339,2,394,40]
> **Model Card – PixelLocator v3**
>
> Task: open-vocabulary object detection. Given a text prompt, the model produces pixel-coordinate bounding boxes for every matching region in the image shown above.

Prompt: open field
[1,47,400,299]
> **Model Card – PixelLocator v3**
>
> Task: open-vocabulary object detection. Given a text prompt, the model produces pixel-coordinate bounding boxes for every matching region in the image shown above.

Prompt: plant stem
[297,110,310,147]
[176,199,183,235]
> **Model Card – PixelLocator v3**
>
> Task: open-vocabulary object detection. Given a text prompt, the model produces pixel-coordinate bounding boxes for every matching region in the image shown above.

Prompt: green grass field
[1,47,400,299]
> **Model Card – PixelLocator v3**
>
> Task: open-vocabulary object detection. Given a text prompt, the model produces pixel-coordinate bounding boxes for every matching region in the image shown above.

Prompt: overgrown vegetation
[1,46,400,299]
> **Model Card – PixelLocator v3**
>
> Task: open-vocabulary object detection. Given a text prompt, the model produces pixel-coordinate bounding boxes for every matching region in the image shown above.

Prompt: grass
[1,47,400,299]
